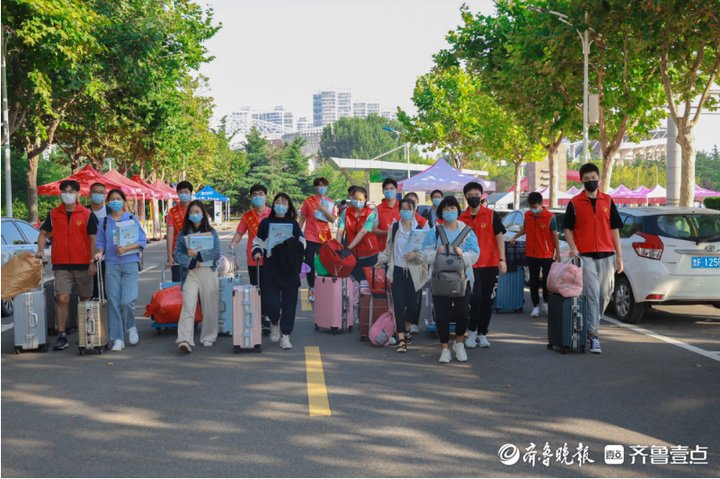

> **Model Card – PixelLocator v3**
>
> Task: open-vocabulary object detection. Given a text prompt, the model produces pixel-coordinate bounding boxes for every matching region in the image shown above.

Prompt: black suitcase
[547,293,587,353]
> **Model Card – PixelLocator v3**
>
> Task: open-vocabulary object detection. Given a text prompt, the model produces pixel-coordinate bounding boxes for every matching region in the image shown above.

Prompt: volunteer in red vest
[36,180,98,351]
[298,177,336,303]
[460,181,507,350]
[403,192,428,229]
[336,186,379,283]
[230,184,271,286]
[373,178,400,252]
[509,191,561,318]
[166,181,193,283]
[563,163,623,354]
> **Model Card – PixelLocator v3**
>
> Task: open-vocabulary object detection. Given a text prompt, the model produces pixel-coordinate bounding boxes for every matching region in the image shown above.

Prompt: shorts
[54,269,94,298]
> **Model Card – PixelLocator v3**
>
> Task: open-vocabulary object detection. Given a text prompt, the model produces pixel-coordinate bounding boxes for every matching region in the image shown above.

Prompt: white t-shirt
[92,205,107,223]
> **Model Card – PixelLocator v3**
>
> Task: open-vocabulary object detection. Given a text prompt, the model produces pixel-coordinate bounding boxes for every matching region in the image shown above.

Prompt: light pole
[2,27,12,217]
[382,125,410,179]
[529,7,593,163]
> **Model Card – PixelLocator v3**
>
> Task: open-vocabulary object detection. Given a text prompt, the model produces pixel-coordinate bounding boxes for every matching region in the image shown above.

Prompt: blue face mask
[432,197,442,207]
[443,211,458,223]
[108,200,124,212]
[400,210,414,221]
[317,186,328,196]
[188,213,203,224]
[91,193,105,205]
[383,189,396,200]
[530,207,542,214]
[251,196,266,207]
[352,199,365,209]
[274,204,288,216]
[178,193,192,203]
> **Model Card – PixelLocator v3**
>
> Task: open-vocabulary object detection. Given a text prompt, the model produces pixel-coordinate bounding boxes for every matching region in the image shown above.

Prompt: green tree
[696,146,720,192]
[206,116,249,214]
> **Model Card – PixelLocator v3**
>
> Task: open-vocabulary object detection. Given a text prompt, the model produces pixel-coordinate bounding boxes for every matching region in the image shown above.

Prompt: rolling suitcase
[78,260,109,354]
[218,274,242,336]
[419,284,436,333]
[232,284,262,353]
[359,294,389,340]
[314,276,355,334]
[13,287,49,353]
[547,293,587,354]
[493,269,525,313]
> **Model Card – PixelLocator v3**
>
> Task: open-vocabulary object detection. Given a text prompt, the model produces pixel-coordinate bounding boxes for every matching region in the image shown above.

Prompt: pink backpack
[547,259,583,298]
[369,308,396,347]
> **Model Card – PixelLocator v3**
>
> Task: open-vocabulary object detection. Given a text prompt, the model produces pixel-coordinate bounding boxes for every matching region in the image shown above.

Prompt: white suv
[613,207,720,323]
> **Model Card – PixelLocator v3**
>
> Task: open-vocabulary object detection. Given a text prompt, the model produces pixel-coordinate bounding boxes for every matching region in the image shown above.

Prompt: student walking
[174,201,221,353]
[166,181,194,283]
[335,186,379,282]
[95,189,147,351]
[230,184,271,286]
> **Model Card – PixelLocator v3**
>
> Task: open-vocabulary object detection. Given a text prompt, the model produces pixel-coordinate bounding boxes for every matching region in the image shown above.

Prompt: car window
[14,221,39,243]
[652,214,720,242]
[620,215,642,238]
[554,213,566,241]
[1,221,28,245]
[502,212,518,228]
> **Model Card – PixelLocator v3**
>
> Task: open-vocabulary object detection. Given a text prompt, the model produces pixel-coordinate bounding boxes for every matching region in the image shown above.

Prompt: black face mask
[467,197,482,208]
[584,180,599,193]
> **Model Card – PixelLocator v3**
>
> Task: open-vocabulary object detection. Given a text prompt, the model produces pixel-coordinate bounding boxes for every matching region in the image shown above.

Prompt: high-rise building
[313,89,352,127]
[337,90,352,119]
[381,110,397,121]
[296,116,312,131]
[366,102,380,116]
[352,102,367,118]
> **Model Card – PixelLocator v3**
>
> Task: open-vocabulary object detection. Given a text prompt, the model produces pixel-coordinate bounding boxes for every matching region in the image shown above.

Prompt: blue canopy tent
[194,185,230,227]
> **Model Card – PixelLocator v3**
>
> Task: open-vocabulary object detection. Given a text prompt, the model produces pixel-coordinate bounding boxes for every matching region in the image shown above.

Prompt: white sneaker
[111,339,125,351]
[202,341,213,347]
[438,348,452,363]
[530,307,540,318]
[270,324,280,343]
[178,341,192,354]
[308,288,315,303]
[280,334,292,350]
[465,330,478,349]
[452,341,468,362]
[127,327,139,345]
[478,334,491,348]
[541,302,548,315]
[409,324,419,334]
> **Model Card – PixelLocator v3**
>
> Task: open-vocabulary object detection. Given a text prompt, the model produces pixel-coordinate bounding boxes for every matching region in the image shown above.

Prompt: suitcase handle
[87,317,96,335]
[29,311,39,329]
[95,259,106,305]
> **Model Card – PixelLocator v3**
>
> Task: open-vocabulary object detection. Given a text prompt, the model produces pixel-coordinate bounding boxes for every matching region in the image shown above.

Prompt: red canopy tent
[150,179,179,201]
[508,177,529,192]
[130,175,166,199]
[103,169,157,199]
[38,165,127,197]
[611,184,648,205]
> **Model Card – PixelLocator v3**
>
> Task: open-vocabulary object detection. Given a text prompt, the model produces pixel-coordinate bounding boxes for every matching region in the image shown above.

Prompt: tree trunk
[26,150,40,223]
[677,127,695,207]
[513,160,522,209]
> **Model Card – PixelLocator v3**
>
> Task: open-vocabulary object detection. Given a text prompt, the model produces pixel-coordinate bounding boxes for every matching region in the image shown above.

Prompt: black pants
[468,267,499,336]
[247,264,262,287]
[527,257,553,306]
[433,284,471,344]
[351,255,378,283]
[171,264,186,283]
[92,259,106,299]
[260,267,298,335]
[390,266,421,333]
[304,241,323,289]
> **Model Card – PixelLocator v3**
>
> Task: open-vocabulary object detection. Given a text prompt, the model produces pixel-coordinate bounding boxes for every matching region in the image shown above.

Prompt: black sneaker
[54,334,69,351]
[261,317,272,336]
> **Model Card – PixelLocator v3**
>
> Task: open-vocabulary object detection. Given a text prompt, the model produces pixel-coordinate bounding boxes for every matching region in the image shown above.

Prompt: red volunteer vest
[524,209,556,259]
[50,204,92,265]
[345,207,379,258]
[459,206,500,268]
[305,195,332,243]
[414,212,428,228]
[168,204,188,252]
[242,208,269,266]
[376,199,400,252]
[571,192,615,254]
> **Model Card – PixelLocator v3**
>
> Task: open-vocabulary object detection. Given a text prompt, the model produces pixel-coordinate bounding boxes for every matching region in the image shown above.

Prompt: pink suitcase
[314,276,355,334]
[232,284,262,353]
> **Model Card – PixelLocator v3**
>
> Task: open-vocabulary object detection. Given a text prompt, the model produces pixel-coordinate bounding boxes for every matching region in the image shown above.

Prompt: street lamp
[528,6,594,163]
[383,125,411,179]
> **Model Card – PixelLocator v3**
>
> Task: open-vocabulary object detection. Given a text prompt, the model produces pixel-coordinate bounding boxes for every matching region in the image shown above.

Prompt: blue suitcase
[493,269,525,313]
[219,274,242,336]
[547,293,587,353]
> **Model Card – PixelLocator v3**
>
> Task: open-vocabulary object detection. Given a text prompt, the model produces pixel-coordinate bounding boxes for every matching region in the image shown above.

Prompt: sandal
[404,330,413,345]
[396,339,407,353]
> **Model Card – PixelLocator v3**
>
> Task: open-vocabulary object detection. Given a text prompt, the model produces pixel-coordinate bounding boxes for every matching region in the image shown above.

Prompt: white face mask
[61,192,77,205]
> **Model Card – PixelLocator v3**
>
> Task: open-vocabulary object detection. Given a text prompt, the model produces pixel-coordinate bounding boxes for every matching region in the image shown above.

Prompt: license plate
[691,256,720,268]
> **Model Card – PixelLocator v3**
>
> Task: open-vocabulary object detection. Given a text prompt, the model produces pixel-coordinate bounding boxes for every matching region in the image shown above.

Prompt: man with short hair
[422,189,444,228]
[563,163,623,354]
[509,191,561,318]
[89,182,110,299]
[36,180,98,351]
[373,178,400,252]
[231,184,271,286]
[298,177,336,302]
[460,181,507,349]
[166,181,193,282]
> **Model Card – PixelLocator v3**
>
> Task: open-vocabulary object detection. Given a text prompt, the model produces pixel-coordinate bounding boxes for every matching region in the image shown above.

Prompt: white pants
[176,266,219,346]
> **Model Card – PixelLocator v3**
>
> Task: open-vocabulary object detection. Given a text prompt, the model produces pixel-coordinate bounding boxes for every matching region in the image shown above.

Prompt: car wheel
[1,299,13,317]
[613,276,645,323]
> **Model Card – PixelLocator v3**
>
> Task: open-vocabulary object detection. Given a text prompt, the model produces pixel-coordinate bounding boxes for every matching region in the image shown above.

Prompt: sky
[198,0,719,152]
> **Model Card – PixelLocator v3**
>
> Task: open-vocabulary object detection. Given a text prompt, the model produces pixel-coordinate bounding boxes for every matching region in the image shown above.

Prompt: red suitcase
[314,276,355,334]
[319,239,357,278]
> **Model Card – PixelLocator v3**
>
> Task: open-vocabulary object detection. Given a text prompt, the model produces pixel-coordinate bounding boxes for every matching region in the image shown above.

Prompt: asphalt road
[2,227,719,477]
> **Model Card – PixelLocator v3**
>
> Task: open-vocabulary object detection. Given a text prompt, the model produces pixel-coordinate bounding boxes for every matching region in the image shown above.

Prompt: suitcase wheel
[347,326,353,332]
[254,345,262,353]
[546,343,553,350]
[580,347,586,354]
[78,348,85,356]
[233,345,240,354]
[40,343,49,353]
[96,348,103,355]
[14,346,21,354]
[331,327,338,335]
[561,347,567,354]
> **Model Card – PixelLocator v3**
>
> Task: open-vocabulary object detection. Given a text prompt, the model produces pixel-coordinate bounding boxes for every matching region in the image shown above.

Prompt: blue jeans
[105,262,139,342]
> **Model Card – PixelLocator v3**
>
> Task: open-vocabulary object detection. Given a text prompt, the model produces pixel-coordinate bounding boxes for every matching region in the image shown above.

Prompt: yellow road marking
[300,288,312,312]
[304,346,331,417]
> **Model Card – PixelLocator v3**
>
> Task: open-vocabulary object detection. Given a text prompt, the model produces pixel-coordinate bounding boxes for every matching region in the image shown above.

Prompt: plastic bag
[1,252,43,300]
[145,285,202,324]
[546,259,583,298]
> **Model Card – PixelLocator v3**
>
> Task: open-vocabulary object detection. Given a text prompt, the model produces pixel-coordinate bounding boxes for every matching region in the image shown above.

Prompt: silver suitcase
[78,260,109,354]
[13,287,49,353]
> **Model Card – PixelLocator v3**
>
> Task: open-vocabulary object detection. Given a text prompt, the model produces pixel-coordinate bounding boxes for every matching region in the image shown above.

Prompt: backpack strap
[450,226,471,250]
[391,221,399,243]
[436,225,450,247]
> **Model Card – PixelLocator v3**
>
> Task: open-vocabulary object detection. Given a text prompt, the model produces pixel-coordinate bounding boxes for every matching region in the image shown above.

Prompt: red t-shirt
[237,206,271,266]
[376,199,400,252]
[300,195,335,244]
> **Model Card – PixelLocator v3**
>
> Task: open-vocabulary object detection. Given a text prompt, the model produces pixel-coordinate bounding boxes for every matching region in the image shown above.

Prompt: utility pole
[2,26,13,217]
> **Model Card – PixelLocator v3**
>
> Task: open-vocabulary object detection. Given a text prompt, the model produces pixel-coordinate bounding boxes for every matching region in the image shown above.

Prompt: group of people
[35,162,623,362]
